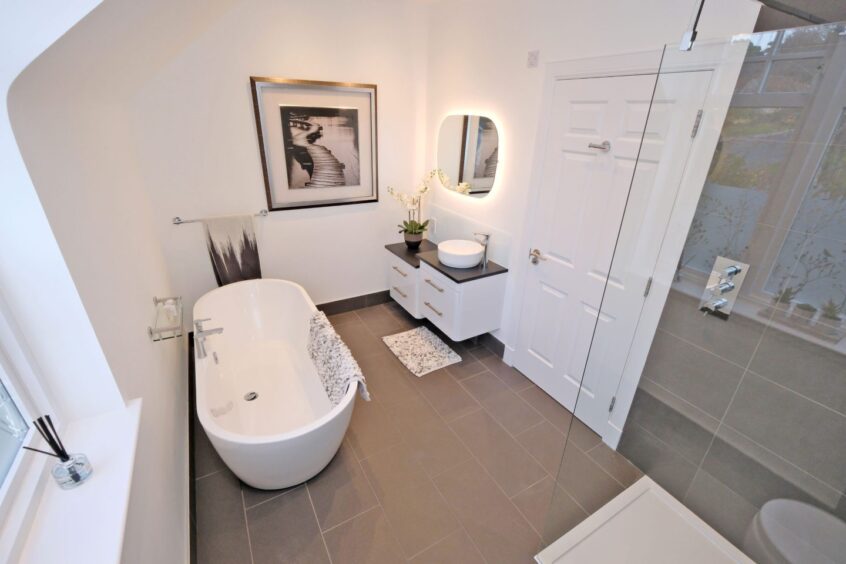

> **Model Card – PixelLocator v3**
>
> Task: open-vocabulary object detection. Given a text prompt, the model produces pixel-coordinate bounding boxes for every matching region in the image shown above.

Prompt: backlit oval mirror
[437,114,499,198]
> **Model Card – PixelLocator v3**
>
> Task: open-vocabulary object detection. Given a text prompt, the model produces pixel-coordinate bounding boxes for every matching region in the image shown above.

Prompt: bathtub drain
[244,391,258,402]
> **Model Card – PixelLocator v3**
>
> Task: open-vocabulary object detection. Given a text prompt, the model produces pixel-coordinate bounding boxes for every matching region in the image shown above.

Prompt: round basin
[438,239,484,269]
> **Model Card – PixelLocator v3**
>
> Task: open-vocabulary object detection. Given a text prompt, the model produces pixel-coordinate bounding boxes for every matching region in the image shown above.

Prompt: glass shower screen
[538,22,846,561]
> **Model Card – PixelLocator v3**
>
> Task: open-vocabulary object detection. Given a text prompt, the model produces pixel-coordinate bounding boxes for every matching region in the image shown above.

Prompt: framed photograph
[458,115,499,193]
[250,77,378,211]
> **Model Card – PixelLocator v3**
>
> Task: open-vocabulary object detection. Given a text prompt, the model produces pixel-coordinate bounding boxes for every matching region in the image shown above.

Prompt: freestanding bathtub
[193,279,357,489]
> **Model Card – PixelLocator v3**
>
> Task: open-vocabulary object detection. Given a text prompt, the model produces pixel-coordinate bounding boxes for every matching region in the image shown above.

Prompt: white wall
[6,1,241,562]
[131,0,429,317]
[423,0,761,348]
[0,0,123,425]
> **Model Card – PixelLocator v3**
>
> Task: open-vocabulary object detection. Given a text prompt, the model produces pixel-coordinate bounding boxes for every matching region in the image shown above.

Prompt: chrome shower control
[699,256,749,319]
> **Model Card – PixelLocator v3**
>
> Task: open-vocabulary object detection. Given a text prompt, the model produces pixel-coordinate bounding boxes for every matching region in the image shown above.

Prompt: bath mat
[382,326,461,377]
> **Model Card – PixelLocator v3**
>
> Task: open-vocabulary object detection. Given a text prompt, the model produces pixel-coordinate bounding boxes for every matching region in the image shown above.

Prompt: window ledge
[18,399,142,563]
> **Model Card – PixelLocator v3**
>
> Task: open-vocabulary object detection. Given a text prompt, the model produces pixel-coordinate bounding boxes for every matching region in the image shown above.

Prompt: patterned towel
[308,311,370,405]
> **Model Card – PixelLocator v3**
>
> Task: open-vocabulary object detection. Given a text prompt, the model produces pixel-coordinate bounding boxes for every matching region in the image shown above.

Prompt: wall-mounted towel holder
[172,209,268,225]
[148,296,183,341]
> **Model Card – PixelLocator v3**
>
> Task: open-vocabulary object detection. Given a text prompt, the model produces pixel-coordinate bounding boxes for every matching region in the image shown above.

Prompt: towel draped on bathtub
[308,311,370,405]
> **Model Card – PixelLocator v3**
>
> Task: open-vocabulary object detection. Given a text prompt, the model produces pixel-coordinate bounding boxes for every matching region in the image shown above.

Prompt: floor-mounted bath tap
[194,318,223,359]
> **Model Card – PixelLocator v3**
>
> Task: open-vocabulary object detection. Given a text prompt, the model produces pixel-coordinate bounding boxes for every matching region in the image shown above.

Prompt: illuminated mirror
[437,115,499,198]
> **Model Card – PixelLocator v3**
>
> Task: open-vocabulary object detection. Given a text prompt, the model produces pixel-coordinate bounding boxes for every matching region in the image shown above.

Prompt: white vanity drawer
[387,254,421,318]
[419,262,459,335]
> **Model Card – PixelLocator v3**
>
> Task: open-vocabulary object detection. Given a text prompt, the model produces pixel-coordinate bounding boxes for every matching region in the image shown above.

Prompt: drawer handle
[424,301,443,317]
[424,279,444,293]
[392,286,408,298]
[392,265,408,278]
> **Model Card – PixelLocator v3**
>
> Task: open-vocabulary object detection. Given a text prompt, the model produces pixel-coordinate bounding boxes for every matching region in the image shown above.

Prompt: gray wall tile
[723,372,846,491]
[617,422,698,500]
[642,329,745,419]
[659,290,765,368]
[625,388,715,465]
[749,324,846,415]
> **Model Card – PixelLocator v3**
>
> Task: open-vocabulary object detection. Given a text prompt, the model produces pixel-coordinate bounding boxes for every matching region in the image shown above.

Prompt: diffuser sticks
[23,415,93,489]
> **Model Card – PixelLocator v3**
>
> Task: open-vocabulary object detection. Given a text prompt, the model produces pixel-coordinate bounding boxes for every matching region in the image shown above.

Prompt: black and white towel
[308,311,370,405]
[203,215,262,287]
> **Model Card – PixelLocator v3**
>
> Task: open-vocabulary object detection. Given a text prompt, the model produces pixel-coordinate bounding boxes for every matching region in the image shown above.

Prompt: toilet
[743,499,846,564]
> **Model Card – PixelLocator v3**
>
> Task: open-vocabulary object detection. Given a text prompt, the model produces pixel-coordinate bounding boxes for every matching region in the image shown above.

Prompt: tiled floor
[193,301,642,563]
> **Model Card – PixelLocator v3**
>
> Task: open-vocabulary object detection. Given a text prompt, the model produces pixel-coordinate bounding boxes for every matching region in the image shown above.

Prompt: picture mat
[257,83,374,206]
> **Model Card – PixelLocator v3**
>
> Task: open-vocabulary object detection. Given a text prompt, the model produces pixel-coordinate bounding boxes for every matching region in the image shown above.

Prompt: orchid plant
[387,171,434,235]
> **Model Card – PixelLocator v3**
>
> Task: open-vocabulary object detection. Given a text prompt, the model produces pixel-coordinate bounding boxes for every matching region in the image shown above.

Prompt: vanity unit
[385,240,508,341]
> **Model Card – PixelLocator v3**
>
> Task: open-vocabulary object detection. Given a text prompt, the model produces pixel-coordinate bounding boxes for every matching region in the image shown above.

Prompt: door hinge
[691,109,704,138]
[644,276,653,297]
[609,396,616,412]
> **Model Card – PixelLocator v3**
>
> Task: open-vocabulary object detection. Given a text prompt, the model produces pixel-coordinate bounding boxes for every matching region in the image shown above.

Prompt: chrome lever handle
[529,249,547,265]
[588,140,611,151]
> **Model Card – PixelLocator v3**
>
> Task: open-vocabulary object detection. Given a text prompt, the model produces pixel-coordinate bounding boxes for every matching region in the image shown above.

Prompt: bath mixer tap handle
[194,318,211,331]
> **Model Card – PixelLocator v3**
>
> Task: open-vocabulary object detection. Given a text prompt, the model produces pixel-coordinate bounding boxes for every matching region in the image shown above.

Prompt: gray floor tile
[481,356,535,391]
[511,476,587,544]
[377,480,459,558]
[482,387,545,436]
[393,417,472,478]
[196,469,252,564]
[356,305,407,337]
[358,352,422,411]
[247,485,330,563]
[586,443,643,488]
[450,409,547,496]
[323,507,405,564]
[307,442,378,531]
[335,320,387,359]
[519,386,573,434]
[445,357,487,380]
[514,421,567,476]
[241,481,296,510]
[347,398,404,460]
[414,368,480,422]
[359,442,429,499]
[432,459,540,564]
[461,370,511,402]
[554,444,623,514]
[409,530,485,564]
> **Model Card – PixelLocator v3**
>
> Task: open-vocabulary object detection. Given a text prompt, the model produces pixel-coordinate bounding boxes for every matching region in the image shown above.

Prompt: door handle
[588,140,611,151]
[529,249,547,265]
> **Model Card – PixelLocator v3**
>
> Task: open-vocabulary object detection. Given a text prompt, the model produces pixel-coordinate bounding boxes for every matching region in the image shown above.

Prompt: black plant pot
[404,233,423,250]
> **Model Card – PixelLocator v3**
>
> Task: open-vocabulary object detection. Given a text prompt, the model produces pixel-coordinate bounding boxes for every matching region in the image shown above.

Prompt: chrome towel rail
[172,209,268,225]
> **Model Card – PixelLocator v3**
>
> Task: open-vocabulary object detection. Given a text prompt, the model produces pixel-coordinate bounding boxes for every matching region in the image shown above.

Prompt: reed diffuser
[23,415,93,490]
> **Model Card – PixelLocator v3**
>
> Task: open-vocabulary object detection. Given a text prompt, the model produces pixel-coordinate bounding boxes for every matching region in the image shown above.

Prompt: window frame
[0,292,56,557]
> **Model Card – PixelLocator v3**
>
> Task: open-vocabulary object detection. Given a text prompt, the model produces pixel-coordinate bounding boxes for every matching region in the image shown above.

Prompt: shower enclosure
[537,21,846,561]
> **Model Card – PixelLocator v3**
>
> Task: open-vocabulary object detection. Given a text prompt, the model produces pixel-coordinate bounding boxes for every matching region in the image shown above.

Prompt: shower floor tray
[535,476,752,563]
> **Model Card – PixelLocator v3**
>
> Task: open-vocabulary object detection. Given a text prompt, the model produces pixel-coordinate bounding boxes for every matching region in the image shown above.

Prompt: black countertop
[417,251,507,283]
[386,239,508,283]
[385,240,438,268]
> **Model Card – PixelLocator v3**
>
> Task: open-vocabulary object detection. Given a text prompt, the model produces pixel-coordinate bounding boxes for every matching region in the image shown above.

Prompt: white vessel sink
[438,239,484,269]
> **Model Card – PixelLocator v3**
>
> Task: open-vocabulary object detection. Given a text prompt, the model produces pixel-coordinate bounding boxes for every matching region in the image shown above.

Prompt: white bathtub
[193,279,357,489]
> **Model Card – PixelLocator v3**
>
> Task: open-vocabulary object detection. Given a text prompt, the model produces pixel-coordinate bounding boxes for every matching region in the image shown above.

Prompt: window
[0,376,27,486]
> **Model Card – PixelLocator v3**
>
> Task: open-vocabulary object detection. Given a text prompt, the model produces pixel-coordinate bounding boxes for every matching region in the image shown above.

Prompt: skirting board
[535,477,752,563]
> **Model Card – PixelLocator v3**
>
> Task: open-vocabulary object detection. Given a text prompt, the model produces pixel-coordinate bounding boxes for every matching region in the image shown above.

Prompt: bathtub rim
[193,278,359,445]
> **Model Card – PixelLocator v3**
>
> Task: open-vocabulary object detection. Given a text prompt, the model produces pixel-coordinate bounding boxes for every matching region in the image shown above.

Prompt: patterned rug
[382,326,462,377]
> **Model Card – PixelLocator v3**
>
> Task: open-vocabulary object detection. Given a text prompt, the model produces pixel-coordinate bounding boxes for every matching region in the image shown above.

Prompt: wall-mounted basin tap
[474,232,490,270]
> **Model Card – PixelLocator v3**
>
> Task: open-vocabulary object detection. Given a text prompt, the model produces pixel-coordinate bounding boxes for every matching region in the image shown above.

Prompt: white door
[515,71,713,437]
